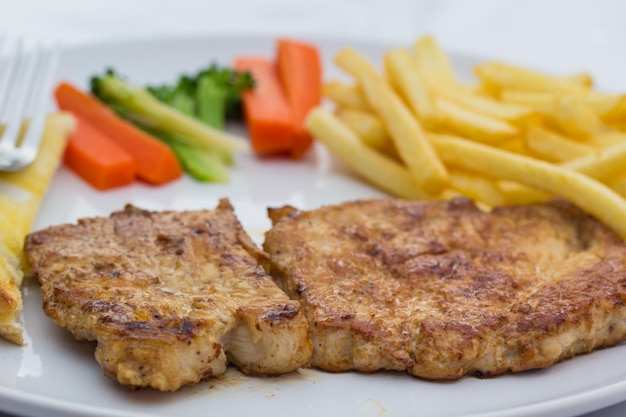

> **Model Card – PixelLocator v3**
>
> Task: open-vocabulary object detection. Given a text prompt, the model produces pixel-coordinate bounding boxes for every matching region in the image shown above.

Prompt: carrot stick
[54,82,182,185]
[234,58,295,155]
[64,117,136,190]
[276,38,323,159]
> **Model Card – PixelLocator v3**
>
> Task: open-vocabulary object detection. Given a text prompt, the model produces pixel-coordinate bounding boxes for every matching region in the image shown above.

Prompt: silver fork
[0,37,59,171]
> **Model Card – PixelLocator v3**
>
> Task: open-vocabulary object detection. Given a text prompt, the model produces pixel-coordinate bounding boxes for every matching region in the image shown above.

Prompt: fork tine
[19,44,60,156]
[0,39,60,171]
[0,38,23,120]
[0,40,36,148]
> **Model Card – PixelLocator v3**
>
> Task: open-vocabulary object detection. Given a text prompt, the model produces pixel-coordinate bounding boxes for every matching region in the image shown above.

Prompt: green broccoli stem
[169,90,196,117]
[92,74,249,153]
[197,76,226,130]
[168,141,230,183]
[138,125,230,182]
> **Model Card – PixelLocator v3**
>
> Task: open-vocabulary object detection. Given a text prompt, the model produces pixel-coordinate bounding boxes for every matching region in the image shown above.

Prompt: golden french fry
[560,139,626,181]
[498,138,534,156]
[500,90,607,139]
[559,72,594,88]
[501,88,622,119]
[305,107,431,200]
[609,173,626,198]
[465,83,497,96]
[335,48,448,194]
[434,96,519,143]
[477,80,501,98]
[448,169,507,207]
[602,97,626,124]
[499,89,556,113]
[434,86,533,124]
[607,117,626,132]
[315,35,626,233]
[426,132,626,239]
[474,62,587,93]
[322,81,371,112]
[549,95,608,139]
[584,91,624,118]
[384,48,439,127]
[526,124,594,162]
[335,107,396,155]
[497,181,552,204]
[586,130,626,148]
[413,35,459,87]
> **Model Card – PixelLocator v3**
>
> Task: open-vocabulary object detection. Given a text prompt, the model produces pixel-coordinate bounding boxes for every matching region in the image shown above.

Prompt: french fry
[559,72,594,88]
[499,89,556,113]
[560,139,626,181]
[314,36,626,242]
[434,86,533,124]
[549,95,608,139]
[413,35,459,88]
[322,81,371,112]
[500,88,623,120]
[426,132,626,239]
[448,169,507,207]
[335,47,448,194]
[607,118,626,133]
[335,107,395,155]
[474,62,587,93]
[609,173,626,198]
[584,91,624,118]
[384,48,439,127]
[463,83,496,97]
[497,181,552,204]
[526,124,594,162]
[434,96,519,143]
[500,90,607,139]
[602,98,626,125]
[498,138,534,156]
[586,130,626,148]
[305,107,430,200]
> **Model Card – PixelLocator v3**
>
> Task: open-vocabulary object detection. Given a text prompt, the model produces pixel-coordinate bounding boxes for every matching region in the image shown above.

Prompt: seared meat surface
[24,199,312,391]
[263,197,626,379]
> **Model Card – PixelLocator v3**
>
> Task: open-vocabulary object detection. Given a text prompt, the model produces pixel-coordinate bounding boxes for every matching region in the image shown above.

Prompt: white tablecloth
[3,1,626,416]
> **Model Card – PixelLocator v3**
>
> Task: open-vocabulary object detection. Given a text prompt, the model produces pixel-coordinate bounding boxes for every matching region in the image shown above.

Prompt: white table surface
[3,1,626,416]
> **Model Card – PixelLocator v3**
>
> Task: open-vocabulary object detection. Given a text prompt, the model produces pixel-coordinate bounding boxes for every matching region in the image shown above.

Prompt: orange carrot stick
[54,82,182,185]
[64,117,136,190]
[276,38,323,159]
[235,58,295,155]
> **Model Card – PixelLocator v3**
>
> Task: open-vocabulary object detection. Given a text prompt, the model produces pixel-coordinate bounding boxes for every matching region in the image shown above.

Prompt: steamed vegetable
[90,70,250,154]
[64,117,136,190]
[234,38,323,158]
[147,64,255,130]
[235,58,296,154]
[276,38,323,159]
[139,126,231,183]
[55,81,183,185]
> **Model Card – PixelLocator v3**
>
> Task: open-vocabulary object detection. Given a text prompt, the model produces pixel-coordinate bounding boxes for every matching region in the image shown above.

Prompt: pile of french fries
[304,35,626,240]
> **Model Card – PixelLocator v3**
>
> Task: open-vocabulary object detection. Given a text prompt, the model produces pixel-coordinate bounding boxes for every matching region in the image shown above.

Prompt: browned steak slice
[24,199,312,391]
[263,197,626,379]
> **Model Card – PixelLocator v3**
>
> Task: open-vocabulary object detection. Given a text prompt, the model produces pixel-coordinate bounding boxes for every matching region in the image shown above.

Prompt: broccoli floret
[146,63,254,129]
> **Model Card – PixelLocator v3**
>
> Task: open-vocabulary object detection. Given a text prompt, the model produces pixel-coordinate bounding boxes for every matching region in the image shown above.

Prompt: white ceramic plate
[2,34,626,417]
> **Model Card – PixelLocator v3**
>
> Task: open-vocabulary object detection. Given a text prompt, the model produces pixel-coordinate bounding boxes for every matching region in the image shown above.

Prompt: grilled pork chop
[263,197,626,379]
[24,199,312,391]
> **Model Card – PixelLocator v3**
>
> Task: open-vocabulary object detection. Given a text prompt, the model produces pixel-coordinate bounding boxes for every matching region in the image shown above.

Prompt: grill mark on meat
[155,234,186,255]
[260,303,299,322]
[93,262,123,278]
[264,197,626,379]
